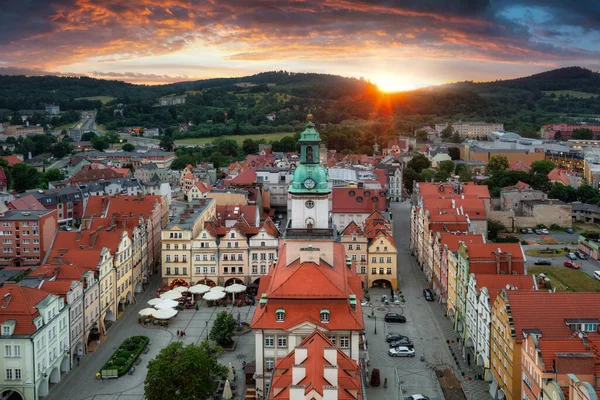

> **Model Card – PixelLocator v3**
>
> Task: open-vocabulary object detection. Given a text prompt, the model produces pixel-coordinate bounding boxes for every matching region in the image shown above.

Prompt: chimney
[289,386,306,398]
[324,347,337,366]
[507,252,512,275]
[495,250,500,274]
[295,346,308,364]
[292,364,306,385]
[322,386,338,400]
[323,365,338,386]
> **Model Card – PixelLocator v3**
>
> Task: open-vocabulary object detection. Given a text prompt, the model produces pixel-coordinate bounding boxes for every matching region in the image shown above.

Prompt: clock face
[304,178,316,189]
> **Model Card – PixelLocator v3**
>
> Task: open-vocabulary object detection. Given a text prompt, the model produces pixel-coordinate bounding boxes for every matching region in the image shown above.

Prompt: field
[543,90,598,99]
[76,96,116,104]
[174,132,294,145]
[528,266,600,292]
[524,248,565,258]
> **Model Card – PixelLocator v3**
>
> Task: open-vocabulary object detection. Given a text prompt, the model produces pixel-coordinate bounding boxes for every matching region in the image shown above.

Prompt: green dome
[289,164,330,194]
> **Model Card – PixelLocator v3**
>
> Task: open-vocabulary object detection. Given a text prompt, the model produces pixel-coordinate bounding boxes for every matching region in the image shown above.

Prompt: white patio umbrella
[222,379,233,400]
[147,298,161,306]
[154,299,179,309]
[188,284,210,295]
[210,286,225,292]
[160,290,183,300]
[225,284,246,294]
[227,362,234,381]
[172,286,189,293]
[153,308,178,320]
[138,308,155,317]
[203,291,226,301]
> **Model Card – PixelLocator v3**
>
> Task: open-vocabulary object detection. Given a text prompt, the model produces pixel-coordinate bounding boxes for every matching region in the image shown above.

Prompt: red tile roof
[462,183,491,199]
[464,243,525,274]
[226,168,257,186]
[438,232,485,252]
[69,167,123,184]
[112,168,131,177]
[270,329,362,400]
[417,182,456,198]
[332,188,386,213]
[193,181,212,193]
[0,284,52,335]
[216,205,257,227]
[340,221,364,236]
[2,155,22,166]
[7,194,46,211]
[38,281,74,299]
[455,198,486,220]
[83,194,163,219]
[373,169,388,187]
[475,274,536,305]
[428,214,469,232]
[536,339,591,373]
[502,292,600,341]
[502,181,532,192]
[508,161,532,173]
[251,244,364,331]
[547,168,571,185]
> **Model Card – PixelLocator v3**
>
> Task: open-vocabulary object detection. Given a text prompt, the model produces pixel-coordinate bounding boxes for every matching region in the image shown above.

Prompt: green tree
[122,143,135,152]
[554,131,563,141]
[209,311,236,347]
[415,129,429,141]
[440,123,453,139]
[242,139,259,155]
[576,184,598,203]
[159,136,174,152]
[40,169,65,188]
[488,220,507,240]
[11,163,40,192]
[451,131,461,143]
[420,168,436,182]
[455,164,473,182]
[144,341,227,400]
[0,159,13,190]
[91,136,110,151]
[50,141,73,158]
[104,131,120,144]
[530,160,556,176]
[486,155,509,176]
[402,167,419,193]
[572,128,593,140]
[448,147,460,160]
[81,131,97,141]
[407,154,431,173]
[438,160,455,176]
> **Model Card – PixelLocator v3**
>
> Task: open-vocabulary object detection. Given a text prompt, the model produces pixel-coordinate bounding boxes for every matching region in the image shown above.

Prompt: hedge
[100,335,149,377]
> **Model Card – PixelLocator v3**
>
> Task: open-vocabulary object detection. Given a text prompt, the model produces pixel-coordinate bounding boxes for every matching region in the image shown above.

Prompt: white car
[541,228,549,234]
[388,346,415,357]
[407,396,431,400]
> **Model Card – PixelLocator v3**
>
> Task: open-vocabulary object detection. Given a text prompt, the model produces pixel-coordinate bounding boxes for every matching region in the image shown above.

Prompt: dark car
[520,228,527,234]
[384,313,406,323]
[385,333,409,342]
[565,228,574,234]
[423,288,434,301]
[389,338,414,348]
[535,229,543,235]
[576,251,588,260]
[534,259,551,265]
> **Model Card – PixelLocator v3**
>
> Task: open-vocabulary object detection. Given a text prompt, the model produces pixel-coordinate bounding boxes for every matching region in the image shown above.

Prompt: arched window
[276,309,285,322]
[306,217,314,230]
[320,309,330,323]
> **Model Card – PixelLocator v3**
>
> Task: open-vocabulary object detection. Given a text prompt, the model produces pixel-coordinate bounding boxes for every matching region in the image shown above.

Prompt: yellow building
[367,231,397,289]
[340,222,369,288]
[446,250,458,319]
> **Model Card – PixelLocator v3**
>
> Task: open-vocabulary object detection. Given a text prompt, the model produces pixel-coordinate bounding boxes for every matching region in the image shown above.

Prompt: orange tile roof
[47,249,102,270]
[2,155,22,166]
[461,182,491,199]
[536,338,591,373]
[0,284,52,335]
[502,292,600,341]
[508,161,532,173]
[83,194,163,218]
[226,168,257,186]
[340,221,364,236]
[502,181,531,192]
[464,243,525,274]
[547,168,571,185]
[38,281,74,299]
[455,198,486,220]
[193,181,212,193]
[216,205,257,226]
[270,329,362,400]
[475,274,536,305]
[112,168,131,177]
[69,167,122,184]
[417,182,456,197]
[251,244,364,331]
[7,194,46,211]
[439,232,485,252]
[428,214,469,232]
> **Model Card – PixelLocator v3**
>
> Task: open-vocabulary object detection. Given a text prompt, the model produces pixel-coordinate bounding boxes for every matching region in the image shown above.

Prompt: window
[237,266,243,274]
[371,268,376,274]
[265,336,274,347]
[352,255,357,261]
[195,255,201,261]
[237,254,243,261]
[224,267,229,274]
[252,265,258,274]
[174,255,179,262]
[227,242,232,248]
[260,254,266,260]
[210,266,216,274]
[320,309,330,323]
[202,266,208,274]
[182,267,187,275]
[166,255,171,262]
[261,265,267,274]
[14,369,20,380]
[379,257,384,263]
[278,336,287,347]
[328,336,336,345]
[2,326,10,335]
[252,254,258,260]
[361,255,367,262]
[371,257,376,263]
[583,323,598,332]
[265,358,275,371]
[261,241,266,247]
[340,336,349,348]
[348,244,353,250]
[4,345,10,357]
[379,268,384,275]
[182,255,187,262]
[223,254,229,261]
[166,267,171,275]
[356,244,361,250]
[276,310,285,322]
[166,244,170,250]
[360,266,367,274]
[5,369,12,380]
[387,268,392,275]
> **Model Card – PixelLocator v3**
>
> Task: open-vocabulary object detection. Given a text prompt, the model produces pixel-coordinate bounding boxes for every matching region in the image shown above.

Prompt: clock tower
[288,115,330,230]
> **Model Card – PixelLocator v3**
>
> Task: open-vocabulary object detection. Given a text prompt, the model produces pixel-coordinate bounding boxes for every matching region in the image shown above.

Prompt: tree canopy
[486,155,509,175]
[210,311,236,347]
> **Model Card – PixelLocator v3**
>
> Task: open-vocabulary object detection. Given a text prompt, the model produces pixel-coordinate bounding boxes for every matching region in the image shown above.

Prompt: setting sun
[372,75,439,93]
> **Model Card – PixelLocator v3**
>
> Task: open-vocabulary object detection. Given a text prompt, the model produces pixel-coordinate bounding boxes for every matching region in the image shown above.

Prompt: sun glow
[372,74,435,93]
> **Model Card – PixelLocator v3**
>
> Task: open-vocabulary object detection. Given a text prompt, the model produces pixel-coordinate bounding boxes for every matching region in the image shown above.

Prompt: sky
[1,0,600,91]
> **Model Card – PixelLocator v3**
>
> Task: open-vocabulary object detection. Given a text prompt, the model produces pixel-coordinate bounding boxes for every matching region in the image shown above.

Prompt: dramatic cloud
[1,0,599,86]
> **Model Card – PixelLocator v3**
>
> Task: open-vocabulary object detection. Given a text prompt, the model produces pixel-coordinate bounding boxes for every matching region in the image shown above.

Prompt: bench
[101,369,119,379]
[135,358,142,366]
[143,346,149,354]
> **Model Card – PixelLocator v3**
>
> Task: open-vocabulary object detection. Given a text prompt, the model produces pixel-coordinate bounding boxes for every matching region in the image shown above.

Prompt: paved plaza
[46,276,256,400]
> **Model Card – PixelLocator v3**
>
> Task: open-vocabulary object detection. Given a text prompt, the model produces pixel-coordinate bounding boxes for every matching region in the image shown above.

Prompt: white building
[0,285,70,400]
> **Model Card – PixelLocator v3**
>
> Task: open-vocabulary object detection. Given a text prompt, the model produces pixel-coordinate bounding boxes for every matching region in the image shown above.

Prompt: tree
[455,164,473,182]
[406,154,431,173]
[11,163,40,192]
[242,139,259,155]
[50,141,73,158]
[91,136,109,151]
[415,129,429,141]
[440,123,453,139]
[0,159,13,190]
[554,131,563,141]
[209,311,236,347]
[40,169,65,188]
[159,136,174,151]
[451,131,461,143]
[572,128,593,140]
[448,147,460,160]
[144,341,227,400]
[576,184,598,203]
[488,220,507,240]
[438,160,455,176]
[403,167,419,193]
[122,143,135,152]
[420,168,436,182]
[530,160,556,176]
[81,131,97,141]
[486,155,509,176]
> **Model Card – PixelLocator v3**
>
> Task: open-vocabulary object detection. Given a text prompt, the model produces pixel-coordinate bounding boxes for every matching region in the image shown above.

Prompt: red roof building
[331,188,387,230]
[0,167,7,191]
[224,168,258,186]
[1,155,22,167]
[0,284,53,335]
[269,330,363,400]
[461,243,525,275]
[69,164,124,184]
[7,194,46,211]
[547,168,571,186]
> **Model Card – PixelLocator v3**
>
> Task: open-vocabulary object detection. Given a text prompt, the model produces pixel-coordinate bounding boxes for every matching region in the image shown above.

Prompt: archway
[447,308,455,320]
[87,323,100,344]
[305,217,314,230]
[104,309,116,327]
[49,367,60,387]
[10,258,22,268]
[118,298,125,313]
[125,292,133,305]
[477,354,486,367]
[498,389,506,400]
[371,279,392,289]
[225,278,244,286]
[134,282,143,293]
[197,279,216,287]
[37,380,48,398]
[465,337,474,348]
[1,390,24,400]
[60,355,70,374]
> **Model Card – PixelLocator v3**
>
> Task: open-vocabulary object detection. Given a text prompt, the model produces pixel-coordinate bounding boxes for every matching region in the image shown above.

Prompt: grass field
[573,222,600,234]
[528,266,600,292]
[174,132,294,145]
[76,96,115,104]
[524,248,566,258]
[543,90,598,99]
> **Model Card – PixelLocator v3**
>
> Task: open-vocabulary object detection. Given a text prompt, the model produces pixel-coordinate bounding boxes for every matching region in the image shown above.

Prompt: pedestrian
[467,353,471,367]
[183,331,186,337]
[177,330,180,337]
[77,356,80,366]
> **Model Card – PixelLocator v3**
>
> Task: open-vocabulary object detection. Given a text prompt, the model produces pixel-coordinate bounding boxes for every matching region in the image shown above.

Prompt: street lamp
[374,316,377,335]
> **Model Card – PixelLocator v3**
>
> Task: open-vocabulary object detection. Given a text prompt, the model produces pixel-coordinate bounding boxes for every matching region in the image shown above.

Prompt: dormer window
[230,233,235,239]
[320,309,330,323]
[2,326,10,336]
[276,309,285,322]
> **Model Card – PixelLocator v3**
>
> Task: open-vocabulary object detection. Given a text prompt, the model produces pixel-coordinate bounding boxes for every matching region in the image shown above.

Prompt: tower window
[305,200,314,209]
[349,190,355,197]
[356,196,363,203]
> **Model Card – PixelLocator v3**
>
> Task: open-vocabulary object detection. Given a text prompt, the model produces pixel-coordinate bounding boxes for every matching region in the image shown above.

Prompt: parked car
[389,338,414,348]
[566,252,577,260]
[565,228,574,234]
[534,229,543,235]
[564,261,581,269]
[423,288,434,301]
[527,228,534,234]
[384,313,406,323]
[385,333,409,342]
[576,251,588,260]
[520,228,528,234]
[407,396,431,400]
[534,259,551,265]
[541,228,549,234]
[388,346,415,357]
[594,271,600,281]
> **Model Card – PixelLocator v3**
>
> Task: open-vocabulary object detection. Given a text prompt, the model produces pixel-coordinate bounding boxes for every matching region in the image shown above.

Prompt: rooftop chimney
[289,386,306,398]
[322,386,338,400]
[292,364,306,385]
[295,346,308,364]
[324,347,337,367]
[324,365,338,387]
